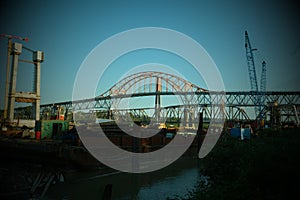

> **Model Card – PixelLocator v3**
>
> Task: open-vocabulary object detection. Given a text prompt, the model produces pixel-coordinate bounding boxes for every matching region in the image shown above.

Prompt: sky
[0,0,299,107]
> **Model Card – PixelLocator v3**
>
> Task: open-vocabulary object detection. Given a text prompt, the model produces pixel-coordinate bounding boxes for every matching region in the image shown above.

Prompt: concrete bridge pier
[7,42,43,123]
[31,52,42,121]
[7,43,21,122]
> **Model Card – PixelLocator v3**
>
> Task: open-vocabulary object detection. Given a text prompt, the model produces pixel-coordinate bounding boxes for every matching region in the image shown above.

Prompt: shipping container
[35,120,69,139]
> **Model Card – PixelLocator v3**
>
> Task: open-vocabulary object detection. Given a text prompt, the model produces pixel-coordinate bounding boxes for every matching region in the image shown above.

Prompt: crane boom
[245,31,258,92]
[0,34,29,41]
[245,31,260,117]
[244,31,268,121]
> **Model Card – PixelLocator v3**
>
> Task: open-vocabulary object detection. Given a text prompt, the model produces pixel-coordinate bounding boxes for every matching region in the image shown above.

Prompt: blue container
[241,128,251,140]
[166,132,174,138]
[230,128,241,138]
[231,128,251,140]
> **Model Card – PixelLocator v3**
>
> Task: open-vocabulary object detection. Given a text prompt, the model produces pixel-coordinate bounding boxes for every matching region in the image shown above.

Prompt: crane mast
[245,31,259,117]
[260,61,267,92]
[259,60,267,121]
[245,31,267,121]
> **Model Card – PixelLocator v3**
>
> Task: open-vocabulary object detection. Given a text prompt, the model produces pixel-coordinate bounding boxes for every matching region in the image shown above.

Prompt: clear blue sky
[0,0,299,107]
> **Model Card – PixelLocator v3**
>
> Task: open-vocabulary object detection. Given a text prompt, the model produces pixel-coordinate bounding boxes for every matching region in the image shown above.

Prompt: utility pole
[0,34,28,121]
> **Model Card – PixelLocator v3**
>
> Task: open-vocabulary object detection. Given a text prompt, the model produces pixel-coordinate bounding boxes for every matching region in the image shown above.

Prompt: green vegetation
[193,128,300,200]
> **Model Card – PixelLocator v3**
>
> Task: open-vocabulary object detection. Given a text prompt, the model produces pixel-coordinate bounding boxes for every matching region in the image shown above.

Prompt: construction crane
[245,31,258,92]
[0,34,29,42]
[244,31,267,120]
[260,61,267,93]
[0,34,29,120]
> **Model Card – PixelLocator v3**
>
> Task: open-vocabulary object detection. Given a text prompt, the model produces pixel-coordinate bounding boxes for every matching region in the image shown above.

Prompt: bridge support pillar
[32,57,41,121]
[8,43,21,122]
[155,77,162,123]
[197,112,203,153]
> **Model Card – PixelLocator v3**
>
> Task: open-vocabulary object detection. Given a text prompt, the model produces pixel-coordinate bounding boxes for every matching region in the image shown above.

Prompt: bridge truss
[15,71,300,126]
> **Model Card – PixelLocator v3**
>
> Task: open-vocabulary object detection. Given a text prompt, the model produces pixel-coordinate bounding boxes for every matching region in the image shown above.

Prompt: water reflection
[46,157,202,200]
[134,168,199,200]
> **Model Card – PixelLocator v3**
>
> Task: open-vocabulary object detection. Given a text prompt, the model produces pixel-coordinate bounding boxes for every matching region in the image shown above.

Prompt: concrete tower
[7,42,44,123]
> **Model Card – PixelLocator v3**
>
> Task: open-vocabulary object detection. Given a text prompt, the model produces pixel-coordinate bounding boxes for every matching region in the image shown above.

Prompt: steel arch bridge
[101,71,208,97]
[16,71,300,125]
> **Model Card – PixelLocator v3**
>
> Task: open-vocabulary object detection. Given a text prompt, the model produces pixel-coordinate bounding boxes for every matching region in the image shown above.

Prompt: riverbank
[0,128,199,199]
[0,147,115,199]
[193,127,300,200]
[1,127,299,199]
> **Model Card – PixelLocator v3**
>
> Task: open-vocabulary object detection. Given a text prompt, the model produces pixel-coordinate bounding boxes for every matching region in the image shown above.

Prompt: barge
[0,121,203,170]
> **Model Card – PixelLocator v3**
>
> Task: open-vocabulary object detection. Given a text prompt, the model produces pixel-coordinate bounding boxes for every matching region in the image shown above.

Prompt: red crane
[0,34,29,42]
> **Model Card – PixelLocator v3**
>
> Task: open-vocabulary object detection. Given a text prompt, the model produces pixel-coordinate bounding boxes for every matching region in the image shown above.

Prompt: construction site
[0,31,299,199]
[1,31,299,137]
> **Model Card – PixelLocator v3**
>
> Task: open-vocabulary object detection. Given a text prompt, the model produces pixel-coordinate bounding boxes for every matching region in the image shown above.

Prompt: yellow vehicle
[158,123,166,129]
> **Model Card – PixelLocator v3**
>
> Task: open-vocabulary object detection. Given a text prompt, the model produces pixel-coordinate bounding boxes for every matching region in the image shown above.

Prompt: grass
[192,127,300,200]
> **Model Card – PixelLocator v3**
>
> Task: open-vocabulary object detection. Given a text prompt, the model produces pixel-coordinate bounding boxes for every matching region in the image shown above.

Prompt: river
[45,157,208,200]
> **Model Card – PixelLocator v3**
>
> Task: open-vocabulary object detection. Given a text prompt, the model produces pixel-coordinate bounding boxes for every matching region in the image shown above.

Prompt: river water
[45,157,207,200]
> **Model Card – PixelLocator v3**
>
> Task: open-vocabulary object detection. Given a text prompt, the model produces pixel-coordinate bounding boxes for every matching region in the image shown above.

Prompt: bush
[193,128,300,200]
